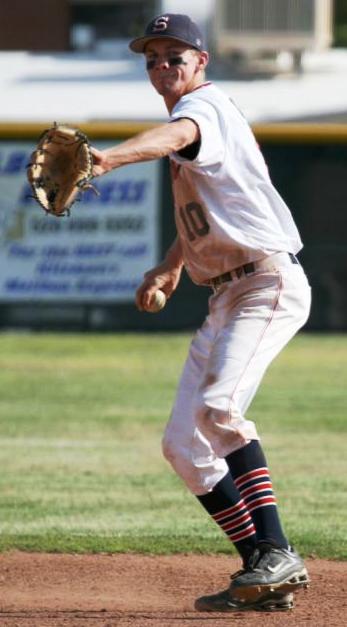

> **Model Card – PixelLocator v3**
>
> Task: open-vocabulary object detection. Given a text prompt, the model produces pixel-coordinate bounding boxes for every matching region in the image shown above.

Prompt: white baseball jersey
[169,82,303,284]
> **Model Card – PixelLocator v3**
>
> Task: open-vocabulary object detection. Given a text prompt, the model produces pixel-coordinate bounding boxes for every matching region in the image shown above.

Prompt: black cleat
[195,587,294,612]
[230,543,310,603]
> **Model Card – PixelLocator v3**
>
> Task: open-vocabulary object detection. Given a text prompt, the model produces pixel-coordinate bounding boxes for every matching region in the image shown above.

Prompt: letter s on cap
[152,16,169,32]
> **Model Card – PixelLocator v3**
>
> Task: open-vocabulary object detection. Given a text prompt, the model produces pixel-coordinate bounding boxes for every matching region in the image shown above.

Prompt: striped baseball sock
[225,440,288,548]
[196,472,257,565]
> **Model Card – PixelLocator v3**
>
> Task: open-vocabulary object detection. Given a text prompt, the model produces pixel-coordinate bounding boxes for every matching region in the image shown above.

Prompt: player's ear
[196,51,209,72]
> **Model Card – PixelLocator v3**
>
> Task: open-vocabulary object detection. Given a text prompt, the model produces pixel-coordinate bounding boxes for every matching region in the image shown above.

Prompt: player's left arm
[91,118,199,176]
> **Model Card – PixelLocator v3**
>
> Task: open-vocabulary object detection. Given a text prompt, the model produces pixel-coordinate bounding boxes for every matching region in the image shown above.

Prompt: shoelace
[247,548,262,570]
[229,544,282,581]
[241,545,276,573]
[230,568,246,581]
[228,549,264,582]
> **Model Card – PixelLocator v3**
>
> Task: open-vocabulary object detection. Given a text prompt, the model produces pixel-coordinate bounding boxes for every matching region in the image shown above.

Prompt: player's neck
[164,77,207,114]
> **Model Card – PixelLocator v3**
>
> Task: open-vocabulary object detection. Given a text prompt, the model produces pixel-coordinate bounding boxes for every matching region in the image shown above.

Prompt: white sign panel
[0,142,160,302]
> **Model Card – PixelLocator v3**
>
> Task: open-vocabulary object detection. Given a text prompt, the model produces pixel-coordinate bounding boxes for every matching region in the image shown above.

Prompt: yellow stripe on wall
[0,121,347,143]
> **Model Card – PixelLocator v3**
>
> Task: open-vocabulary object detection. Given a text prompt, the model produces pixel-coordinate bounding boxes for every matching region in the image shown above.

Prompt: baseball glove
[27,123,97,216]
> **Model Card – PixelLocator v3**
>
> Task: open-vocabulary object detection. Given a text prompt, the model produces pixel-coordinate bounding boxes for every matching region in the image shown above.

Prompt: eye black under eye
[169,56,184,66]
[146,56,185,70]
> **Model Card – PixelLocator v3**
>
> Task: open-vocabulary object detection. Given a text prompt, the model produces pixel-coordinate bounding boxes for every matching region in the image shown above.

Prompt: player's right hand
[135,262,182,312]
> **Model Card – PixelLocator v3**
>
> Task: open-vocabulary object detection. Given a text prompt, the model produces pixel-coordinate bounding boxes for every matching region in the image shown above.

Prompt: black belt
[208,253,299,289]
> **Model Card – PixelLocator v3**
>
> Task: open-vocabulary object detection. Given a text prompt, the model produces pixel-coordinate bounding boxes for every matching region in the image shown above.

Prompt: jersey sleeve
[170,96,226,168]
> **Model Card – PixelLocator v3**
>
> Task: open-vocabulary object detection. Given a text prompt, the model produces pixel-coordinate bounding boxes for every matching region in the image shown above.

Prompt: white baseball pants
[162,253,311,495]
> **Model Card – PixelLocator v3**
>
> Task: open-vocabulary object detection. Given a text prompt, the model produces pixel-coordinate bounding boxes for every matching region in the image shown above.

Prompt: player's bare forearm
[164,236,184,274]
[135,237,184,311]
[91,119,199,176]
[154,236,184,293]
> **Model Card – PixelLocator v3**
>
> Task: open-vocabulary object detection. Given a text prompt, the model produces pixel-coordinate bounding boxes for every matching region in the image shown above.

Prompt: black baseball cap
[129,13,205,53]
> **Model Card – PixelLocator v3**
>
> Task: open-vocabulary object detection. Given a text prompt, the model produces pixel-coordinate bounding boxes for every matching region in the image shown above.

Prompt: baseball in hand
[146,289,167,313]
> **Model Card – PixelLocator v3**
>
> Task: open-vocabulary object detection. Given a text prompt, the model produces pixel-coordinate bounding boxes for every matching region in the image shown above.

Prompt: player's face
[144,38,208,106]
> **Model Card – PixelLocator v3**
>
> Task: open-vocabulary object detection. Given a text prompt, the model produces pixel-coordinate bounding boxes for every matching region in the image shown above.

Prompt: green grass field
[0,332,346,559]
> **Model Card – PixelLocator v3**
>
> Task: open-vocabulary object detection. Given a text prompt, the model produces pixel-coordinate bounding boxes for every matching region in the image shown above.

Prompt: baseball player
[91,13,311,612]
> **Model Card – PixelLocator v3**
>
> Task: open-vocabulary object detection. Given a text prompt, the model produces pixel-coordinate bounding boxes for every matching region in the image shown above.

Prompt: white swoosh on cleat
[267,563,285,573]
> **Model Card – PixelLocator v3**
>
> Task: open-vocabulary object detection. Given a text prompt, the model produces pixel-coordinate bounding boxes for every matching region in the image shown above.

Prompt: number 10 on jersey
[179,202,210,241]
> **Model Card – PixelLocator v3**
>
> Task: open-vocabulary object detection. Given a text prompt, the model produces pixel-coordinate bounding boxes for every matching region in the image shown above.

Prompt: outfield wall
[0,122,346,331]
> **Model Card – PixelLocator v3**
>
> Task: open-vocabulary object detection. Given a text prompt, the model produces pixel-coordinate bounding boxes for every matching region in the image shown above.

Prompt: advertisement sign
[0,142,160,302]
